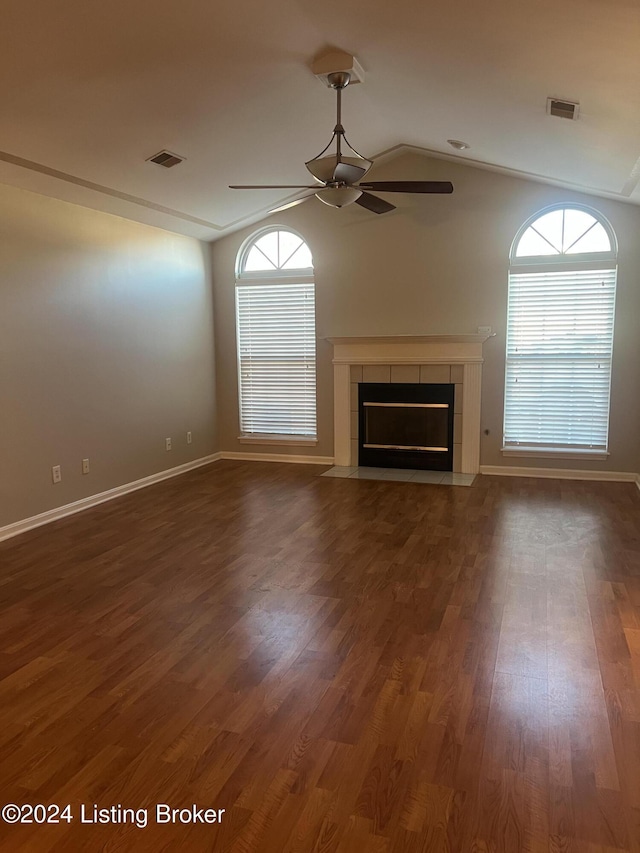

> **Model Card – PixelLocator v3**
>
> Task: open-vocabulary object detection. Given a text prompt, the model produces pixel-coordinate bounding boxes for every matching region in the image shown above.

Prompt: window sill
[501,447,609,461]
[238,434,318,447]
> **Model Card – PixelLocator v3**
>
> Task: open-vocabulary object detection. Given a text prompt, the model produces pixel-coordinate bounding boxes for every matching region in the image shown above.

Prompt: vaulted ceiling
[1,0,639,241]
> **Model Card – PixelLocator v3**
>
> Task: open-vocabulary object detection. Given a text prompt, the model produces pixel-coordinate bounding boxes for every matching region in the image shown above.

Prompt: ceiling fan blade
[355,192,396,215]
[229,185,321,190]
[333,161,370,185]
[269,194,315,214]
[358,181,454,194]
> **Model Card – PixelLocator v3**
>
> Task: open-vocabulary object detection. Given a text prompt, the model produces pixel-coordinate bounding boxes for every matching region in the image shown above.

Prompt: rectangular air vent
[546,98,580,120]
[147,150,184,167]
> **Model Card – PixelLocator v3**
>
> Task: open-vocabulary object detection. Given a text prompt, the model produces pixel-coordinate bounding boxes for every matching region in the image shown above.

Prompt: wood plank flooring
[1,461,639,852]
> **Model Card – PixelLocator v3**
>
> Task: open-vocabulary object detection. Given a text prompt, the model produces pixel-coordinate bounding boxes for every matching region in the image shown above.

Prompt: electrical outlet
[165,437,172,451]
[477,325,492,335]
[187,431,192,445]
[52,465,62,484]
[82,458,90,474]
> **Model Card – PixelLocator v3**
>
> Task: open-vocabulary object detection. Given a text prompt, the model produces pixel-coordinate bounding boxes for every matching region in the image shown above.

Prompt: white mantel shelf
[327,334,491,345]
[327,334,492,365]
[328,334,492,474]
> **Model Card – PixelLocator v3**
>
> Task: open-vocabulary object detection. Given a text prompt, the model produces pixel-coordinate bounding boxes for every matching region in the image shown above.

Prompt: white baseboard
[480,464,638,483]
[220,451,334,466]
[3,455,635,544]
[0,453,222,543]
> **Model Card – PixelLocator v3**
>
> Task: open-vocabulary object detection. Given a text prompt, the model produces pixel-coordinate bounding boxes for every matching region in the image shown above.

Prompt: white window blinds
[236,282,317,437]
[504,267,616,451]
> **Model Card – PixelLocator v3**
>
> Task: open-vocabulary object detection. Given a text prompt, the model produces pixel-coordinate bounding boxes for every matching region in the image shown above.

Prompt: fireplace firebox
[358,383,455,470]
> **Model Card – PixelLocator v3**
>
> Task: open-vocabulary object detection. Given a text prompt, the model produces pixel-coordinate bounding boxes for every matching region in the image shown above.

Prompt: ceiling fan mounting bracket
[311,50,364,86]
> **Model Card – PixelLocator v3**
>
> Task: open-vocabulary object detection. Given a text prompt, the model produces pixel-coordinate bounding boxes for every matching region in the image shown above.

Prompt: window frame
[235,226,317,445]
[503,203,618,459]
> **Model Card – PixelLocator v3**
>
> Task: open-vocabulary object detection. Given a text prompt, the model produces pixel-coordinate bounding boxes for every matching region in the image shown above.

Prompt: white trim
[461,362,482,474]
[510,259,617,273]
[334,363,352,467]
[501,447,610,460]
[220,451,333,465]
[479,464,637,483]
[238,435,318,446]
[236,271,315,285]
[0,454,222,543]
[4,455,635,545]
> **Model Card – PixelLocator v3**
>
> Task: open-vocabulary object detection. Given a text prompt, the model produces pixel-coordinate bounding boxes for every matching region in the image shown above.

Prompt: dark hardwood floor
[1,461,639,852]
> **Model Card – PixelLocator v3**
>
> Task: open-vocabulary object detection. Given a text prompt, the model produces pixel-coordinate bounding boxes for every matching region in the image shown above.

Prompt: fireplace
[359,383,454,470]
[327,335,491,474]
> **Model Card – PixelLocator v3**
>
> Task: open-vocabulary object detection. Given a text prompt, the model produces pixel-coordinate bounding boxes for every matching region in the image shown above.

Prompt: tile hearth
[320,466,476,486]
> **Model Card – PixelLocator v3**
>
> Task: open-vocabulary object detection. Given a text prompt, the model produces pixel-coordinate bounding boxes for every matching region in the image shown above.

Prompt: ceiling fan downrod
[328,71,350,160]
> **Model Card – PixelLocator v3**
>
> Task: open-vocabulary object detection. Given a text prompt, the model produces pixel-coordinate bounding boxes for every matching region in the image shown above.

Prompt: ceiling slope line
[219,140,640,239]
[0,149,316,237]
[621,154,640,197]
[372,143,638,204]
[0,150,222,230]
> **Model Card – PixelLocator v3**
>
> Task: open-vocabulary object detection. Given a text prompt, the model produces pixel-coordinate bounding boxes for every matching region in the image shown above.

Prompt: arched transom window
[235,227,316,440]
[504,205,617,455]
[514,206,613,258]
[241,229,313,273]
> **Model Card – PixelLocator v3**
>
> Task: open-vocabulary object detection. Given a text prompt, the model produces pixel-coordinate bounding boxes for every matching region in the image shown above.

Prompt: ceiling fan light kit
[315,186,362,208]
[229,54,454,214]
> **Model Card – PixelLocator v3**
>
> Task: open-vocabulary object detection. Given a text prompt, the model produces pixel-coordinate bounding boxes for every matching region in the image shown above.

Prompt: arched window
[235,227,316,440]
[504,204,617,455]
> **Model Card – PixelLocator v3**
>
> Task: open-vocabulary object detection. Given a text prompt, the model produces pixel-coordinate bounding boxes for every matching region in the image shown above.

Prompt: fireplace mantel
[327,334,492,474]
[328,334,489,345]
[327,334,488,364]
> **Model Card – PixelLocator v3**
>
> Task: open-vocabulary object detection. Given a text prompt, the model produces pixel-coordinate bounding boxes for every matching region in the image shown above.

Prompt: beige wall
[0,183,217,529]
[211,151,640,474]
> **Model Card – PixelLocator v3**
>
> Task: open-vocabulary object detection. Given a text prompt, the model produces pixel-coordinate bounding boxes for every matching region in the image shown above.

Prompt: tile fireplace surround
[327,335,491,475]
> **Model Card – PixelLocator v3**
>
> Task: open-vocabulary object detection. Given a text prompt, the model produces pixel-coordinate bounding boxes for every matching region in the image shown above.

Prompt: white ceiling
[1,0,639,241]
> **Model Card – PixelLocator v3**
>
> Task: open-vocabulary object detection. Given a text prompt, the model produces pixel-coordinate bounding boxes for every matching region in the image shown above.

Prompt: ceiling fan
[229,70,453,214]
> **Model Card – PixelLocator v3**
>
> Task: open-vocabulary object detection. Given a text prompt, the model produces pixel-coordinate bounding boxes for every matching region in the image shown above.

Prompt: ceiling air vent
[546,98,580,120]
[147,150,184,168]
